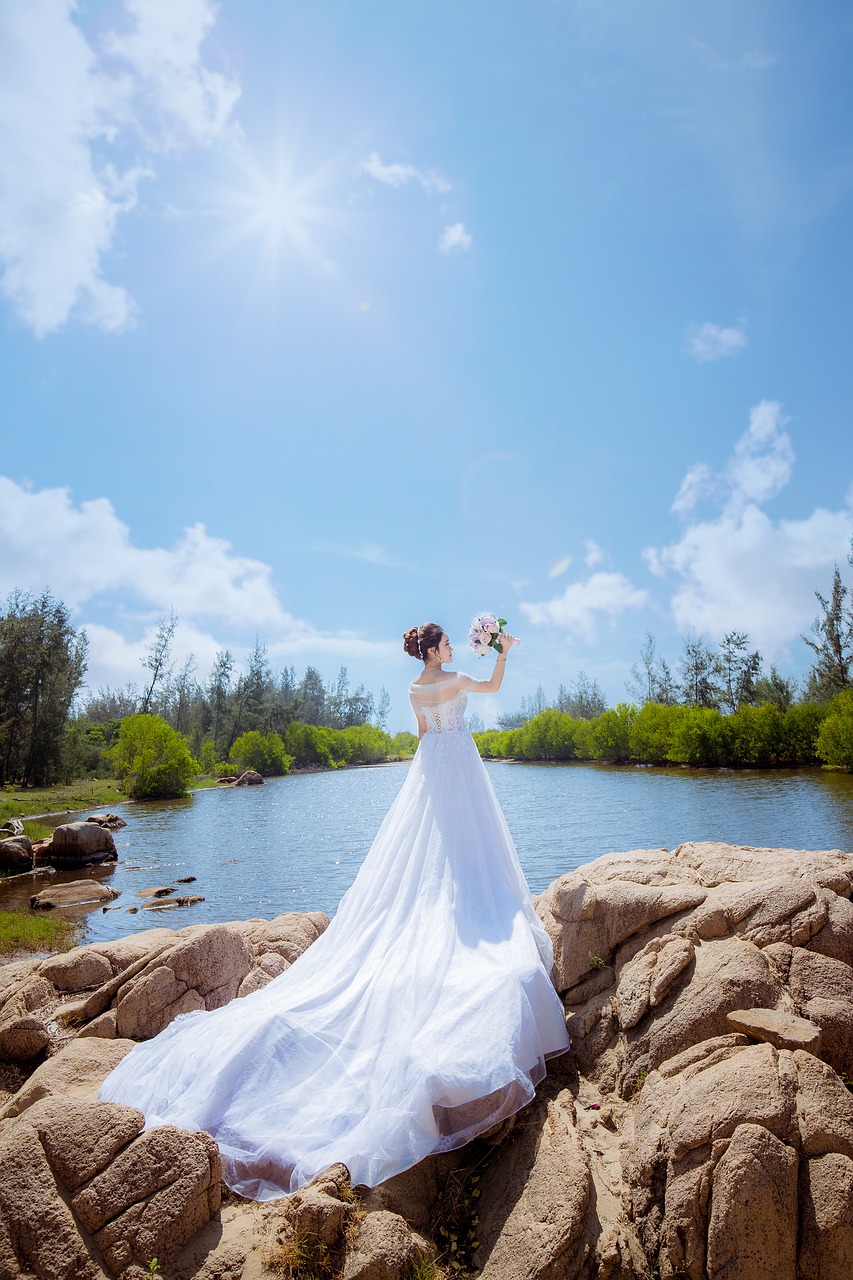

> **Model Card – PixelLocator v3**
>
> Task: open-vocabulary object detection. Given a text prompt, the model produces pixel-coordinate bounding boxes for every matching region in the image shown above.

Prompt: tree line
[474,696,852,768]
[2,538,851,787]
[0,592,407,788]
[475,540,853,769]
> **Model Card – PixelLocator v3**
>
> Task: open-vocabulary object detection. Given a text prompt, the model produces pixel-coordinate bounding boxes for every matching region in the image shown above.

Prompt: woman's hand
[497,632,519,656]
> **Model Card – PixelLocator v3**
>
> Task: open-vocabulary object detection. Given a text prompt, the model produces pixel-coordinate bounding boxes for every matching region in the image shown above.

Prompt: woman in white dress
[99,621,570,1201]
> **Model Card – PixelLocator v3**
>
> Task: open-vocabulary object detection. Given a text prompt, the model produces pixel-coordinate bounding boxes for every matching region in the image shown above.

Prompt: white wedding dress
[99,672,570,1200]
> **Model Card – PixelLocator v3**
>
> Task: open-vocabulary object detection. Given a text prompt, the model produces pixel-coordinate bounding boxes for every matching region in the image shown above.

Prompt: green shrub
[230,730,293,776]
[782,702,828,764]
[108,714,198,799]
[284,722,336,768]
[728,703,785,767]
[816,690,853,768]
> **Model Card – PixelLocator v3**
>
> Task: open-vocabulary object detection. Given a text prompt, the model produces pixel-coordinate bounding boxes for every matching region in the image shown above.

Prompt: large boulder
[0,834,33,869]
[0,1095,220,1279]
[39,946,114,993]
[235,770,264,786]
[115,923,255,1038]
[0,1035,135,1118]
[41,821,117,867]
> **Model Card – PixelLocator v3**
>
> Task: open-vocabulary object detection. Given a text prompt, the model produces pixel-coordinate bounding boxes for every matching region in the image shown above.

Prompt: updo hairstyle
[403,622,444,662]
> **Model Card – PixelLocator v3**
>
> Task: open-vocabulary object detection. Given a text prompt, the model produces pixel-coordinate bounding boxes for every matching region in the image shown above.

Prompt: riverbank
[2,761,413,827]
[1,779,130,825]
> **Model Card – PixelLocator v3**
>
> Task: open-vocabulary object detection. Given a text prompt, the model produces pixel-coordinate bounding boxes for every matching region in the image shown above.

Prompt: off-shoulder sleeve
[454,672,491,692]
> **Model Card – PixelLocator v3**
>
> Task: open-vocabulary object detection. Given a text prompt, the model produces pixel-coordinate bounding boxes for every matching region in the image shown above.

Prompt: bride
[99,621,570,1201]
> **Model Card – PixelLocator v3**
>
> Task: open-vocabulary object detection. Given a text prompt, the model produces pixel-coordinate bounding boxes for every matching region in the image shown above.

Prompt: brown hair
[403,622,444,662]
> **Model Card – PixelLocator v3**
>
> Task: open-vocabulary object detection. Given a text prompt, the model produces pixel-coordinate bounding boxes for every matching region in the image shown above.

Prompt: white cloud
[671,462,714,515]
[0,476,290,627]
[584,539,605,567]
[0,476,394,693]
[520,572,649,642]
[361,152,451,195]
[104,0,239,149]
[0,0,238,336]
[645,402,852,652]
[439,222,472,253]
[670,401,793,518]
[687,322,748,362]
[727,399,794,507]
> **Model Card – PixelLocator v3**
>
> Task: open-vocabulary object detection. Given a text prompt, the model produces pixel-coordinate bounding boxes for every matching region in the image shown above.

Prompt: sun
[207,139,347,276]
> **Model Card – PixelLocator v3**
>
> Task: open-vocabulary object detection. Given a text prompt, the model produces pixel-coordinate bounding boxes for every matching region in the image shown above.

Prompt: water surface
[3,762,852,945]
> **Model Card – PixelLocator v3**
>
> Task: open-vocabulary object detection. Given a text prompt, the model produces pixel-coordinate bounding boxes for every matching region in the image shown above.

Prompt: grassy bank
[0,910,79,957]
[1,779,129,824]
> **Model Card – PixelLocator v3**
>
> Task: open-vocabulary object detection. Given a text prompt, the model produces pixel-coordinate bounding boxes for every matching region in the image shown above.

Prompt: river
[3,761,853,945]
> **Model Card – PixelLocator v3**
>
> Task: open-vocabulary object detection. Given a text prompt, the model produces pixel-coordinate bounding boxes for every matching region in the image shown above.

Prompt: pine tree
[802,566,853,700]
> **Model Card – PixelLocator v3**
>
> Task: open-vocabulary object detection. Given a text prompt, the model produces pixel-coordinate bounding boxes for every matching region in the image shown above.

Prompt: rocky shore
[1,840,852,1279]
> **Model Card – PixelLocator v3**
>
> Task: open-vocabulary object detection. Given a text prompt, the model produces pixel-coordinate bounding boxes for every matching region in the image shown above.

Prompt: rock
[799,1152,853,1280]
[278,1164,351,1249]
[42,820,117,867]
[235,770,264,785]
[141,895,205,911]
[537,853,707,992]
[342,1210,425,1280]
[0,818,23,837]
[30,1095,145,1191]
[77,1008,118,1039]
[39,946,114,992]
[0,1013,50,1062]
[706,1123,799,1280]
[240,910,329,963]
[0,1107,103,1280]
[30,879,120,909]
[73,1124,221,1274]
[615,934,695,1030]
[85,812,127,830]
[138,885,176,898]
[2,842,853,1280]
[115,923,254,1039]
[216,775,238,784]
[1,1035,135,1118]
[0,834,33,869]
[0,1094,219,1279]
[237,951,289,996]
[176,875,197,883]
[475,1088,593,1280]
[727,1007,822,1053]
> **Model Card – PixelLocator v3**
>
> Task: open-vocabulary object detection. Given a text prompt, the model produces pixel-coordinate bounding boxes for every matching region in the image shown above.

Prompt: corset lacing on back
[410,673,470,734]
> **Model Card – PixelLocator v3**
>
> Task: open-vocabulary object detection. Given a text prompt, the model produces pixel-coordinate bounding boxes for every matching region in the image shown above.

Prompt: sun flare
[208,141,347,275]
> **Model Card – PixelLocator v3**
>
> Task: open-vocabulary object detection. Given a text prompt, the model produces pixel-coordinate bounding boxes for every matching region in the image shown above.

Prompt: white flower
[473,640,492,656]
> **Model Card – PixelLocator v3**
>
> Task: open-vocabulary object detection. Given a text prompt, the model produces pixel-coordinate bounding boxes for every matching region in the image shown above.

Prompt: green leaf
[498,618,507,627]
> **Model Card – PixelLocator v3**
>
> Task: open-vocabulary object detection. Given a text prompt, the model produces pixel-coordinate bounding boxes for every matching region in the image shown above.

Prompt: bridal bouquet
[469,612,509,656]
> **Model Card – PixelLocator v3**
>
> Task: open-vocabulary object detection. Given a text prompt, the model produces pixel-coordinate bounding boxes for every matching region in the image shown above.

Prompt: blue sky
[1,0,852,731]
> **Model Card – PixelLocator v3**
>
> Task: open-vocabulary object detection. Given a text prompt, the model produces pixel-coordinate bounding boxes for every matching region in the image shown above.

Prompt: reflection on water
[2,762,852,946]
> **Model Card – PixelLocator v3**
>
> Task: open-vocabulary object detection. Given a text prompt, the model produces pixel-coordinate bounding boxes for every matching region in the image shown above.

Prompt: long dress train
[98,672,571,1200]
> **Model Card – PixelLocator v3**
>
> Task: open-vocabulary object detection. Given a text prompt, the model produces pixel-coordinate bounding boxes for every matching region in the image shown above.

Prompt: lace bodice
[409,672,475,733]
